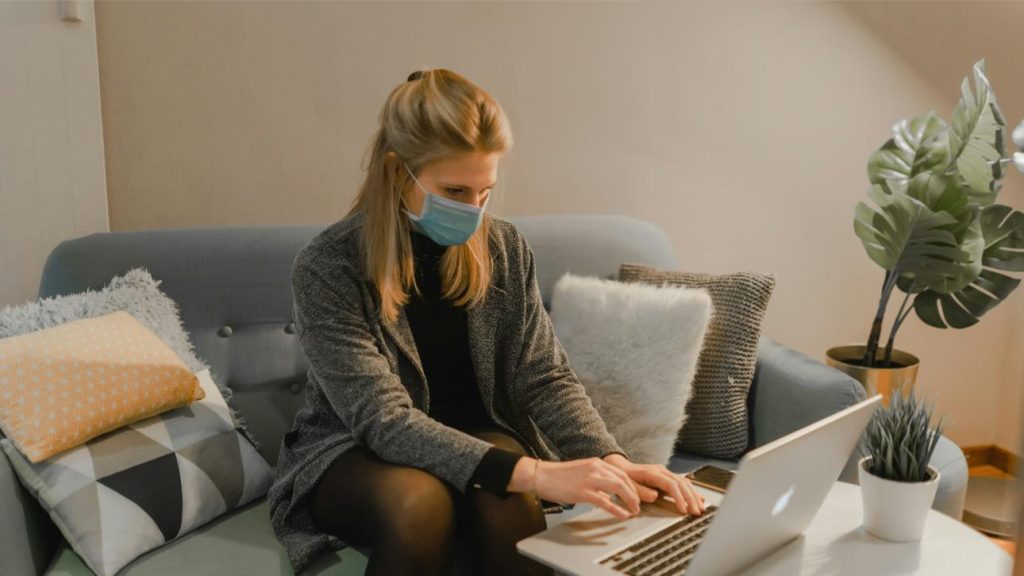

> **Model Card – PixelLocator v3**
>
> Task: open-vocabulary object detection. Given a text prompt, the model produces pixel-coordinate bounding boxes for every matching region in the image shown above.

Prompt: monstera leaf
[854,185,967,286]
[948,59,1007,206]
[905,204,1024,328]
[904,172,974,240]
[868,112,951,195]
[981,204,1024,271]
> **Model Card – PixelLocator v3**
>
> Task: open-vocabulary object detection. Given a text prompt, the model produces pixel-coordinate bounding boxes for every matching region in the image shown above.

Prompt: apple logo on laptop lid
[773,485,796,517]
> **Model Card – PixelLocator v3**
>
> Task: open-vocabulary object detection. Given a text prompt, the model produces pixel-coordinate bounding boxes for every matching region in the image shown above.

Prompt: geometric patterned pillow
[617,263,776,460]
[0,369,272,576]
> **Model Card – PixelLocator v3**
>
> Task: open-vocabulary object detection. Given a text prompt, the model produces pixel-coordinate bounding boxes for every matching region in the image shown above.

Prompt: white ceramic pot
[858,456,940,542]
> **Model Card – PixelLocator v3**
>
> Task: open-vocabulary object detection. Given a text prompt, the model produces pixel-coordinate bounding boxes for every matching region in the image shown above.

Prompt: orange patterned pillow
[0,310,204,463]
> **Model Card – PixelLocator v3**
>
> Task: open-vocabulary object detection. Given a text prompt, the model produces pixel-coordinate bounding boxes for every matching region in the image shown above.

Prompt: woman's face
[400,151,499,217]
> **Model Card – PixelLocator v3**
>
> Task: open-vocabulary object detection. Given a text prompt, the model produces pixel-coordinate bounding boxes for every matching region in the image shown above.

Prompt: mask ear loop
[397,162,423,220]
[402,161,441,220]
[398,192,414,217]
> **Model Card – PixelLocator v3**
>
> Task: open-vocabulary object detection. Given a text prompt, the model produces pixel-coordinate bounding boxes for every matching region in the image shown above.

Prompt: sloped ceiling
[839,1,1023,124]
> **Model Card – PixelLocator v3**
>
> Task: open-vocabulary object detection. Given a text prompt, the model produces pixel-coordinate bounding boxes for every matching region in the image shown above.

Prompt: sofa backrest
[38,214,677,466]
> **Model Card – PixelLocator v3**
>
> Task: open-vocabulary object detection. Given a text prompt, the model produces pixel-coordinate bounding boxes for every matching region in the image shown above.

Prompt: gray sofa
[1,214,968,576]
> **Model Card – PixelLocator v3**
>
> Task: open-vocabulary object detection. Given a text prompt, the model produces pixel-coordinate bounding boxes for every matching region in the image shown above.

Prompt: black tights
[309,427,556,576]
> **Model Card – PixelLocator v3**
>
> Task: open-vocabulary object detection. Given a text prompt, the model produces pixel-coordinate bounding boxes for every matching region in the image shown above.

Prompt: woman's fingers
[633,478,660,502]
[686,474,707,507]
[601,462,642,504]
[615,466,660,503]
[676,475,706,514]
[587,490,633,519]
[644,469,701,515]
[646,469,688,514]
[592,472,641,514]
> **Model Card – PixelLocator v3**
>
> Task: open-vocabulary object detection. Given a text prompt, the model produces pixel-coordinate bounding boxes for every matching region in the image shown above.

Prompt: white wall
[997,292,1024,454]
[91,0,1023,448]
[0,0,109,308]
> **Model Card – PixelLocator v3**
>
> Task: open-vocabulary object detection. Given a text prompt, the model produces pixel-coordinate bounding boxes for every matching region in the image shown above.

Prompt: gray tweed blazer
[267,210,624,574]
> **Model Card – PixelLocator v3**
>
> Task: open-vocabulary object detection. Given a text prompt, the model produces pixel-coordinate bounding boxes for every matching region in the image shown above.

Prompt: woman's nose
[471,191,490,208]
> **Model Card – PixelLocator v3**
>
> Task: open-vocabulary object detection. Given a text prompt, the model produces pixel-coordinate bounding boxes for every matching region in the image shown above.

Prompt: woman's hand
[602,453,706,516]
[510,456,644,519]
[509,454,707,520]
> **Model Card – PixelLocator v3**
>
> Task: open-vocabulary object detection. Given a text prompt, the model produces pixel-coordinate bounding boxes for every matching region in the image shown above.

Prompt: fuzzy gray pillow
[0,267,258,452]
[618,263,776,460]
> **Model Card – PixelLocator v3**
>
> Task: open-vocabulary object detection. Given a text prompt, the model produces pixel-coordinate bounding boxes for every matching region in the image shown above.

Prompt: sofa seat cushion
[44,453,743,576]
[41,451,968,575]
[44,497,369,576]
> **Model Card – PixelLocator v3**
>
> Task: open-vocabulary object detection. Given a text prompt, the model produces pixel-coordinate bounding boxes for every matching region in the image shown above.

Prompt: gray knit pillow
[617,264,776,459]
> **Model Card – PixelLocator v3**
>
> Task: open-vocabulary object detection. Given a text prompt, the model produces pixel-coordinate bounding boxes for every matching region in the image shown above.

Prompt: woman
[268,68,706,576]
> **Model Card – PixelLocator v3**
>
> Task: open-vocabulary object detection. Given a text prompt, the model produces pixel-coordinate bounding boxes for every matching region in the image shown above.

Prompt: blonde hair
[348,68,513,324]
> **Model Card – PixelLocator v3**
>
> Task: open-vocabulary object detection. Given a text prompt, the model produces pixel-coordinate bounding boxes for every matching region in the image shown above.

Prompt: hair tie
[407,70,424,82]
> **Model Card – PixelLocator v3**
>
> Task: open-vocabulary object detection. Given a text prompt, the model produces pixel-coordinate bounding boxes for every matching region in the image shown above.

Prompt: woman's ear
[384,151,401,179]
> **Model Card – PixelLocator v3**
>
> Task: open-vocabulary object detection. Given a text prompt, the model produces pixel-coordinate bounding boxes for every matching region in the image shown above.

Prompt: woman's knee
[310,447,460,554]
[361,469,461,575]
[378,468,459,545]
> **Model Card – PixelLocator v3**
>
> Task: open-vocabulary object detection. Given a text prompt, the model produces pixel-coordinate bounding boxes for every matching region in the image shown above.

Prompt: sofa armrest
[750,335,867,449]
[1,443,60,575]
[748,336,968,520]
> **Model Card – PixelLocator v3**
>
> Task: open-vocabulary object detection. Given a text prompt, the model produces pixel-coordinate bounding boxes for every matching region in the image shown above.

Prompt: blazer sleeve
[291,257,495,494]
[509,230,627,462]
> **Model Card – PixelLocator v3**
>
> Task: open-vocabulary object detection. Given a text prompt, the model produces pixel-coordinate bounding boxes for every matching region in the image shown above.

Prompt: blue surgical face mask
[401,162,489,246]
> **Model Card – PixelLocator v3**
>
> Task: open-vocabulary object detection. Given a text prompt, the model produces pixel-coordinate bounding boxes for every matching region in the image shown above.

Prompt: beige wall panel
[95,0,1023,447]
[0,0,109,309]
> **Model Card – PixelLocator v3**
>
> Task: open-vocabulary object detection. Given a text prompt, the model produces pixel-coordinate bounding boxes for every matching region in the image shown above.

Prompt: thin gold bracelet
[531,458,540,499]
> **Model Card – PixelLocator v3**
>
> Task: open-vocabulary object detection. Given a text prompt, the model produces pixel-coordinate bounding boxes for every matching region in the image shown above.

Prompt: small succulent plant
[859,387,946,483]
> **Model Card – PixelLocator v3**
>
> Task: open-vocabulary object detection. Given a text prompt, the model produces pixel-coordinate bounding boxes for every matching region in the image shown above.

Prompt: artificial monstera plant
[854,58,1024,368]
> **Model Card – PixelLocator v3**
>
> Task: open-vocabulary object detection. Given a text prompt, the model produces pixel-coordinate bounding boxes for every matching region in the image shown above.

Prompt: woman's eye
[446,188,465,196]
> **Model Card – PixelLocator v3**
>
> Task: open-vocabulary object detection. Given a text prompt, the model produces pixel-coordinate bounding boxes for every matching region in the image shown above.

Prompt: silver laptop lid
[685,394,882,575]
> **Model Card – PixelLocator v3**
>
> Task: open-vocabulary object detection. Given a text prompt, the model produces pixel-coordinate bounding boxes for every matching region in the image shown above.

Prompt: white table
[743,481,1012,575]
[542,481,1013,575]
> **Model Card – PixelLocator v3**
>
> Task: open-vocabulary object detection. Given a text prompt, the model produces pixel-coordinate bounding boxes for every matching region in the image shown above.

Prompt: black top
[404,229,523,497]
[404,228,628,498]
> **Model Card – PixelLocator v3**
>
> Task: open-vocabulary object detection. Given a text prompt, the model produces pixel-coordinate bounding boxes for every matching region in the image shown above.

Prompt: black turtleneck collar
[410,228,447,261]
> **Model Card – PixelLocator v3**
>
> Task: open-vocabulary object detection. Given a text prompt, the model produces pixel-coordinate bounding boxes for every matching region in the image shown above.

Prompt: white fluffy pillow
[550,273,713,465]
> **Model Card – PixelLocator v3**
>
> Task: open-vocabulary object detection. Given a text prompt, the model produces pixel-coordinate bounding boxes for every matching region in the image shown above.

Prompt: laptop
[517,394,883,575]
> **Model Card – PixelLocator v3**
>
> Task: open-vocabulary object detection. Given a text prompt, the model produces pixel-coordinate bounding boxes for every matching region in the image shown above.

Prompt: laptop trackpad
[537,488,723,549]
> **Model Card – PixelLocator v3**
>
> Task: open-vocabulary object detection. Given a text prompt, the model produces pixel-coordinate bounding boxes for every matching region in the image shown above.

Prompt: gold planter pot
[825,345,920,406]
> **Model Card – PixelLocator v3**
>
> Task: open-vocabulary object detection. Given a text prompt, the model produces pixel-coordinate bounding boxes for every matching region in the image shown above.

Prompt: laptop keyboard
[597,505,719,576]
